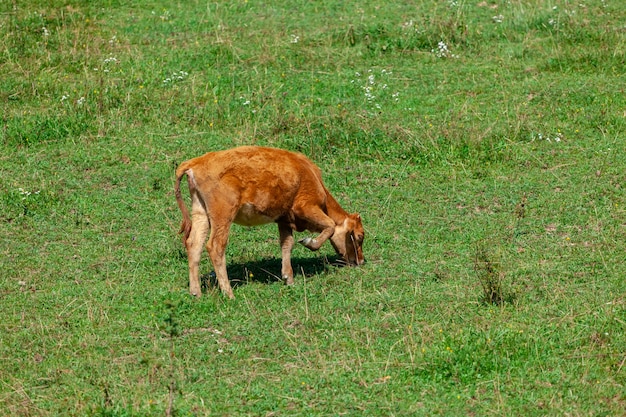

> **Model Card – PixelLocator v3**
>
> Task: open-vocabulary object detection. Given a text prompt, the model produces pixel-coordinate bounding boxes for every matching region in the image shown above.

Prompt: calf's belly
[233,203,277,226]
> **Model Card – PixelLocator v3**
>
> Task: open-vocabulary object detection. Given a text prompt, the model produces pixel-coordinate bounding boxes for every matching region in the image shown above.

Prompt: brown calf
[174,146,365,299]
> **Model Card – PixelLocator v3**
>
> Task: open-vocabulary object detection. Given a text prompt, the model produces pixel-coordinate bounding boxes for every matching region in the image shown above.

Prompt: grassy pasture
[1,0,625,415]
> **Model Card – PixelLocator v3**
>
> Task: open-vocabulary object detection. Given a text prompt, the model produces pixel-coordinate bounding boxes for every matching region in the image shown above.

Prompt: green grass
[1,0,625,415]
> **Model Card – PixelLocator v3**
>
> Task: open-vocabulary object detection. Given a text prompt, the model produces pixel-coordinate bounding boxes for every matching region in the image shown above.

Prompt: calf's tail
[174,162,193,247]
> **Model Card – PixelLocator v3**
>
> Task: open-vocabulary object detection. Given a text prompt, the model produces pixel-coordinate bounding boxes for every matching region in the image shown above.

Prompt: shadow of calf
[200,255,346,292]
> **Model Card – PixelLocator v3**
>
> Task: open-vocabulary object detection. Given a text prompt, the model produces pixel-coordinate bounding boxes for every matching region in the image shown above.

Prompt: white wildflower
[18,188,40,200]
[401,20,414,30]
[356,68,395,111]
[163,70,188,84]
[432,41,458,58]
[533,132,563,143]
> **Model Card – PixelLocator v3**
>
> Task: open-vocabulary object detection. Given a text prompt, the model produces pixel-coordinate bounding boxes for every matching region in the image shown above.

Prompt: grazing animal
[174,146,365,299]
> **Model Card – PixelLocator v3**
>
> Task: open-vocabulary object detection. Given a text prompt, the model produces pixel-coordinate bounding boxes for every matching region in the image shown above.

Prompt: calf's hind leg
[186,194,209,297]
[206,219,235,299]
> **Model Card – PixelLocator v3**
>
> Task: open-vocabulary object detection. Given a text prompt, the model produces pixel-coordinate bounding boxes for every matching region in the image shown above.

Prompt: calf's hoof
[283,274,295,286]
[298,237,317,250]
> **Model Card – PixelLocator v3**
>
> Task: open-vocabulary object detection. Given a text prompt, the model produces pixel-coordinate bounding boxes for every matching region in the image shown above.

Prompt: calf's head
[330,213,365,266]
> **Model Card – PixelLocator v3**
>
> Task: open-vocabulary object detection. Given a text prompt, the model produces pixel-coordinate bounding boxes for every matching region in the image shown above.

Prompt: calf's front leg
[296,206,336,252]
[278,223,295,285]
